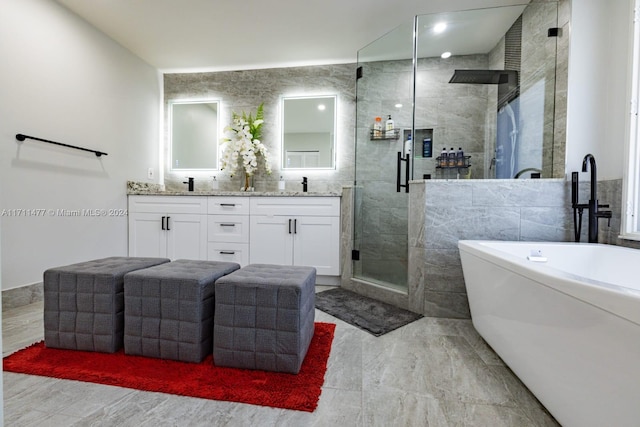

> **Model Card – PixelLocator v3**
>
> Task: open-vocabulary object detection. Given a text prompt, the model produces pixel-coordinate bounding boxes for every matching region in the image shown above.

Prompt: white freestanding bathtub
[458,240,640,427]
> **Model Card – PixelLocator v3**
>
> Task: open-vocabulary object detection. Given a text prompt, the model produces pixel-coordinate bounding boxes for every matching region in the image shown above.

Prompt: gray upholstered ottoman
[124,259,240,363]
[44,256,170,353]
[213,264,316,374]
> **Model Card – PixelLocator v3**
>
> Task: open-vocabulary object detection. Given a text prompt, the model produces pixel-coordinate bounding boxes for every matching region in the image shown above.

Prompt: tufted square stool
[213,264,316,374]
[44,257,170,353]
[123,259,240,363]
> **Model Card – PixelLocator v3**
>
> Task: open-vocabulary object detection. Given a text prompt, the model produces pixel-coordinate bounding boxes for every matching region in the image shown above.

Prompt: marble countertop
[126,181,342,197]
[127,190,342,197]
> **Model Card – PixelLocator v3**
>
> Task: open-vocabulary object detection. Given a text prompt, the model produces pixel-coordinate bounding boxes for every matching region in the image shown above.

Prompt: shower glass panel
[353,3,561,292]
[414,3,559,179]
[353,20,415,291]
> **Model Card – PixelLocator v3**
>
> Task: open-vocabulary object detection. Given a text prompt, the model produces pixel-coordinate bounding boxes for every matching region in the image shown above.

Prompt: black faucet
[301,177,308,192]
[183,177,194,191]
[580,154,611,243]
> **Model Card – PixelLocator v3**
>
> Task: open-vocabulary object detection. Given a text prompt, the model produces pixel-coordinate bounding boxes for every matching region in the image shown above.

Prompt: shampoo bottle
[404,134,412,157]
[373,117,383,139]
[385,115,395,138]
[422,137,432,158]
[440,147,448,167]
[456,147,465,166]
[448,148,456,166]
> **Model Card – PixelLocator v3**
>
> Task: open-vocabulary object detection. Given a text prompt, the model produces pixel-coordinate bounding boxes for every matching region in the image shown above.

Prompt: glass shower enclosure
[352,3,560,292]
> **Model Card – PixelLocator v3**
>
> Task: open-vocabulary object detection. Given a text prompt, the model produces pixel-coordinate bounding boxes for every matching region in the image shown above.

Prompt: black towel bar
[15,133,108,157]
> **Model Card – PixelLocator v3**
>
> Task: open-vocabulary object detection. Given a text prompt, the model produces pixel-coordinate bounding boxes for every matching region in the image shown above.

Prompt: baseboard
[3,282,43,311]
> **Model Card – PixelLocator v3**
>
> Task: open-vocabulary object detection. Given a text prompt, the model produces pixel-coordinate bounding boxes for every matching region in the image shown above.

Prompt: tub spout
[580,154,611,243]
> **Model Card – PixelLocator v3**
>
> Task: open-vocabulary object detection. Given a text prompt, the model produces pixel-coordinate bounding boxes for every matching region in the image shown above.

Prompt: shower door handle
[396,152,410,193]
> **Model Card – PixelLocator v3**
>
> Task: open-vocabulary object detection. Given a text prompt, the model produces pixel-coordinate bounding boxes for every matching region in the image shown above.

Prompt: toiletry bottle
[373,117,383,139]
[211,176,219,190]
[385,115,395,138]
[448,148,456,166]
[278,176,285,191]
[404,134,412,157]
[456,147,465,166]
[423,137,432,158]
[440,147,448,167]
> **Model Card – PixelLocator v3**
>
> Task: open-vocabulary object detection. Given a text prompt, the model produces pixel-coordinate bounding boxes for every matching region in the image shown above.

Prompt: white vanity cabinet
[207,197,250,266]
[128,196,207,260]
[249,197,340,276]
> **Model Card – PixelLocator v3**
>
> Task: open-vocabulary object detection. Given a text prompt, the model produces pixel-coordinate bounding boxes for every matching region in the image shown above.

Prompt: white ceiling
[56,0,531,72]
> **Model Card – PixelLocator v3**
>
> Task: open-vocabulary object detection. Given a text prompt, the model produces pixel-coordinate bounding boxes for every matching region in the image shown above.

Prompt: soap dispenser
[385,115,395,138]
[211,176,219,190]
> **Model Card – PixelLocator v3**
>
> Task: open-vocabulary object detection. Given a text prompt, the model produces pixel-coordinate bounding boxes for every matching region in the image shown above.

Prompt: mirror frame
[281,94,337,170]
[169,99,221,171]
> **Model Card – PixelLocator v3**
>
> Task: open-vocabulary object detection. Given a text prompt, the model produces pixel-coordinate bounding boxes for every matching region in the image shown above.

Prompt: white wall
[0,0,160,290]
[566,0,634,180]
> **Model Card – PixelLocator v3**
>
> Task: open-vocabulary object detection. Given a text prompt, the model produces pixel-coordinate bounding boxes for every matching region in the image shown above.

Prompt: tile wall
[410,179,574,318]
[163,64,356,193]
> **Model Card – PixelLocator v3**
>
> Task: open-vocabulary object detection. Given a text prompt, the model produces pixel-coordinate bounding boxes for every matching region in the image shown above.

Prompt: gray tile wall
[597,178,640,249]
[163,64,356,193]
[412,179,574,318]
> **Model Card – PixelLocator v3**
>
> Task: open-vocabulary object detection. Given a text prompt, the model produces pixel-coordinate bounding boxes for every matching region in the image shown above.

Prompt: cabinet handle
[161,216,166,230]
[166,216,170,231]
[220,203,236,207]
[219,251,235,255]
[288,219,292,234]
[294,218,297,234]
[220,223,236,227]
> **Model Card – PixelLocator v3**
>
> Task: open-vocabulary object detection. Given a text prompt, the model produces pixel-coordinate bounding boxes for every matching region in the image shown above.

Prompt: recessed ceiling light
[434,22,447,34]
[441,51,452,59]
[395,103,403,108]
[317,104,326,111]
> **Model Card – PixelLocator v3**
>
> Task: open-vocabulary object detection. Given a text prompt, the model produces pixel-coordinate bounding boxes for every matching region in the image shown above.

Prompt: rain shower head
[448,69,517,85]
[449,69,520,110]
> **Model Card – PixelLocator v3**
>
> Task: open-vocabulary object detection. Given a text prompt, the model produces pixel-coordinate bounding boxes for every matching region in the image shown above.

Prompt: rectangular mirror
[282,95,336,169]
[170,99,220,170]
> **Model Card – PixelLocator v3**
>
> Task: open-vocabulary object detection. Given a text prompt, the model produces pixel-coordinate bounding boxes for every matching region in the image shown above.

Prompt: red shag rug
[3,322,335,412]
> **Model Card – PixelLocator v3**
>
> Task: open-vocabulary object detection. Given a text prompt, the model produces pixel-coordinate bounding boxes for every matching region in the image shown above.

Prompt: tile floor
[2,291,559,426]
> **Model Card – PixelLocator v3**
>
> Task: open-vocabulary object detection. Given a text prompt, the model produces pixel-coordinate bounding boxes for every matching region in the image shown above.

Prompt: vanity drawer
[208,197,250,215]
[207,243,249,266]
[207,215,249,243]
[249,197,340,217]
[128,195,207,214]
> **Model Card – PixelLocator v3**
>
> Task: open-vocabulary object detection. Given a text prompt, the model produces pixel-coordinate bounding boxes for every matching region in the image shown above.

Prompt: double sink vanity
[127,188,342,284]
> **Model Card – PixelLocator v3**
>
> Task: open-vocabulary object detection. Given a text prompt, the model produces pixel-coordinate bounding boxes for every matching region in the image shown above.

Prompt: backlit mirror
[170,100,219,170]
[282,95,336,169]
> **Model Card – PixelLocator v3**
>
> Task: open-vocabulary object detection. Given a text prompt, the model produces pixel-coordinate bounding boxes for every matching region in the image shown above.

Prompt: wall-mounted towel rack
[15,133,108,157]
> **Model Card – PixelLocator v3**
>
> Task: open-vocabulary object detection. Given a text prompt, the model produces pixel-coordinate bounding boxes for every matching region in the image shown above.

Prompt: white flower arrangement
[220,103,271,190]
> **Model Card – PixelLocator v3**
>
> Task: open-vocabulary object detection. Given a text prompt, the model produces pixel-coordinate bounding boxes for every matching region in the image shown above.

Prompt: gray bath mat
[315,288,423,336]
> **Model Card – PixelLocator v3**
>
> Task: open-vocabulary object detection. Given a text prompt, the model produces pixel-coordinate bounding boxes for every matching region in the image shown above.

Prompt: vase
[242,172,254,192]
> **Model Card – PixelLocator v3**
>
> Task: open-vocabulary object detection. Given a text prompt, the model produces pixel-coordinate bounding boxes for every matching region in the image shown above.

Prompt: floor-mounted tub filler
[458,240,640,427]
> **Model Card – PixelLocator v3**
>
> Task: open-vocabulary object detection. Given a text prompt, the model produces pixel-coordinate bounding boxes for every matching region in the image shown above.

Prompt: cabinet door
[166,214,207,260]
[128,213,166,258]
[249,215,293,266]
[293,216,340,275]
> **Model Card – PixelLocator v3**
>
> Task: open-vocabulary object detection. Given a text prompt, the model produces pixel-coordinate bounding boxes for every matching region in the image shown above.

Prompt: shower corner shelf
[370,129,400,141]
[435,155,471,169]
